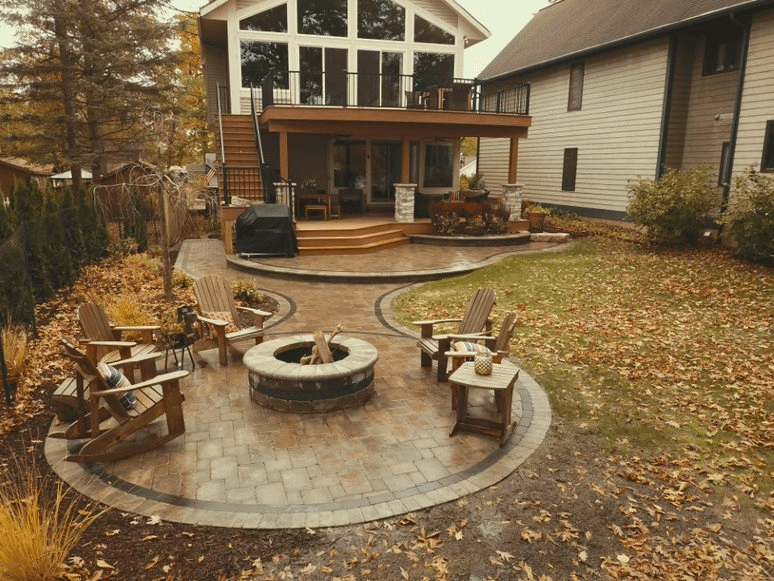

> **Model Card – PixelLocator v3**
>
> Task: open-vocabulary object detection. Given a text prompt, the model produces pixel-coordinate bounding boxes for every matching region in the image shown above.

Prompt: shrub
[172,269,194,289]
[721,168,774,262]
[231,278,263,305]
[0,455,104,581]
[431,199,509,236]
[431,208,464,235]
[627,166,720,245]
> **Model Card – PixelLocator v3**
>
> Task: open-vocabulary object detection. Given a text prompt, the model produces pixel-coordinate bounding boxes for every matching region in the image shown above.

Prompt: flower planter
[526,211,547,233]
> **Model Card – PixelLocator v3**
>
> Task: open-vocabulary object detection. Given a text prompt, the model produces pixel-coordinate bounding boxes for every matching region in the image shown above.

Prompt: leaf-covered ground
[1,223,773,580]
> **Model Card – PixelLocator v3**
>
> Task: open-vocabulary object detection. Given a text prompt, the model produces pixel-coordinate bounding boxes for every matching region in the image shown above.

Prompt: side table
[448,360,520,447]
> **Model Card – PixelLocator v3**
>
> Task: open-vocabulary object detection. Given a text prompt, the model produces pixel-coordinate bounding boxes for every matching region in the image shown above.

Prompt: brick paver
[46,238,553,529]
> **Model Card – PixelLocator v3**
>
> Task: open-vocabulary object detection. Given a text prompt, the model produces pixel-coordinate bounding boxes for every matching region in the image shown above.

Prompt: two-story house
[478,0,774,220]
[197,0,531,245]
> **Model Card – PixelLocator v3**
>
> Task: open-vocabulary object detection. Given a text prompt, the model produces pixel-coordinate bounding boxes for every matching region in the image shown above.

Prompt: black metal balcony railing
[258,71,529,115]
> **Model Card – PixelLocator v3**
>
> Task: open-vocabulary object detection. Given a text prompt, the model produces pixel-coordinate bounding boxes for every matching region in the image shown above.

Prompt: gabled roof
[0,156,53,176]
[480,0,774,81]
[199,0,490,44]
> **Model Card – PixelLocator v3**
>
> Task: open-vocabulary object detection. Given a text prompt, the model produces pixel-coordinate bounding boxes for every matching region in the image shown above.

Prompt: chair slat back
[61,339,131,419]
[193,275,237,319]
[79,302,115,341]
[457,288,496,334]
[494,312,517,354]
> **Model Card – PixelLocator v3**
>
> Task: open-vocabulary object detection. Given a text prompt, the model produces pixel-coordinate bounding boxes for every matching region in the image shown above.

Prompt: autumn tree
[142,13,212,167]
[0,0,181,186]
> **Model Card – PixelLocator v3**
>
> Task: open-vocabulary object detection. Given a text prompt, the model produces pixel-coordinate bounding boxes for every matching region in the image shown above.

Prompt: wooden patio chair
[445,312,518,374]
[414,287,496,382]
[78,302,160,381]
[193,274,272,366]
[53,340,187,463]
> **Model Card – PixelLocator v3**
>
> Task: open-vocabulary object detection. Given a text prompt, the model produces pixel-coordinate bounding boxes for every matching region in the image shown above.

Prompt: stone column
[502,183,524,220]
[394,183,417,223]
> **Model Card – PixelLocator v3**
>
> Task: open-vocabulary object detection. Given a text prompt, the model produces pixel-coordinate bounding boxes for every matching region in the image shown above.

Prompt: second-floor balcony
[257,71,530,116]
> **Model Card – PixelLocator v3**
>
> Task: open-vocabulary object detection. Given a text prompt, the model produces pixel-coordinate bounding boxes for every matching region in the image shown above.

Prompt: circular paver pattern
[45,239,553,529]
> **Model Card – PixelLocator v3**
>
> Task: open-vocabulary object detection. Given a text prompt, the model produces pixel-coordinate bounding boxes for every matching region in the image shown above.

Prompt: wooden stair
[296,221,431,255]
[217,114,265,200]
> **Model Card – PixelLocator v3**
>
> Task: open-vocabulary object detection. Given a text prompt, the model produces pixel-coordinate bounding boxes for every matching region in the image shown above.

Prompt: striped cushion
[452,341,491,354]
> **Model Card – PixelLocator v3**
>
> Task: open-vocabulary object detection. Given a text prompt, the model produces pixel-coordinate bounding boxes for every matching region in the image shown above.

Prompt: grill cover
[235,204,297,256]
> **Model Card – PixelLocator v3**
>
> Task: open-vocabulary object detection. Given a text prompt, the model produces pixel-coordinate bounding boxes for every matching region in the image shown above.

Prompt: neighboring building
[197,0,531,219]
[0,157,53,200]
[478,0,774,219]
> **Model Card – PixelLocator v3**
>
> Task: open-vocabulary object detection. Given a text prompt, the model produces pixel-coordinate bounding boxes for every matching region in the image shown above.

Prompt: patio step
[296,222,413,255]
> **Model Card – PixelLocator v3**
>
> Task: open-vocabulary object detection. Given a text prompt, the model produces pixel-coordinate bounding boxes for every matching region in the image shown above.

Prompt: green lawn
[393,236,774,502]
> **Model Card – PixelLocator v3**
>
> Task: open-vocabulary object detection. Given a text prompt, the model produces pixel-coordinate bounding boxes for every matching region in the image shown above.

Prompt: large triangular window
[414,15,454,45]
[240,4,288,32]
[298,0,348,37]
[358,0,404,41]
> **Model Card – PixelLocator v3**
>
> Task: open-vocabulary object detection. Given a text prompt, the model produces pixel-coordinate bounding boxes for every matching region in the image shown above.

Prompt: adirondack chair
[445,312,518,374]
[53,340,187,463]
[414,287,496,382]
[193,274,272,366]
[78,301,160,380]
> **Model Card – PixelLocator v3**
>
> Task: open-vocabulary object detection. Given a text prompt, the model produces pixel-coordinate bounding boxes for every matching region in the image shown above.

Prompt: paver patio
[46,238,553,529]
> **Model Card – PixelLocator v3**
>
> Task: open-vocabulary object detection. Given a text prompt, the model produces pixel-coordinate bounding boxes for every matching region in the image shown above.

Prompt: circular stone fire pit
[244,334,378,413]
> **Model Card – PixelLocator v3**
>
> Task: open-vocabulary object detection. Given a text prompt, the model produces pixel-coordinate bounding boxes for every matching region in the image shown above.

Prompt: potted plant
[525,203,551,232]
[1,323,27,405]
[299,178,318,195]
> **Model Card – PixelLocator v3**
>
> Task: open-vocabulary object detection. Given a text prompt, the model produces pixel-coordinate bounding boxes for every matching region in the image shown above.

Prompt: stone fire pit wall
[244,334,379,413]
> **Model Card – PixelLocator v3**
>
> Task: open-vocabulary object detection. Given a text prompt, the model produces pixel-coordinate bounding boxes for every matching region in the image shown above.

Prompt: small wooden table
[448,360,520,447]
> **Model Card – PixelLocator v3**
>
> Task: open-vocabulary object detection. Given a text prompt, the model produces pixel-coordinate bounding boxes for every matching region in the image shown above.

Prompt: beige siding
[204,44,229,127]
[734,8,774,176]
[678,38,737,175]
[663,36,696,169]
[482,39,668,214]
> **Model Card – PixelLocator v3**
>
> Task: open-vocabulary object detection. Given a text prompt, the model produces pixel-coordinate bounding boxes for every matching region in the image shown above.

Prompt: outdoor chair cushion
[452,340,491,355]
[201,311,239,333]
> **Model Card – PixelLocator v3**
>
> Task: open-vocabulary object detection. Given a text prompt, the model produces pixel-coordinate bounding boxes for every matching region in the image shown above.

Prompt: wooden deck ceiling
[260,106,531,140]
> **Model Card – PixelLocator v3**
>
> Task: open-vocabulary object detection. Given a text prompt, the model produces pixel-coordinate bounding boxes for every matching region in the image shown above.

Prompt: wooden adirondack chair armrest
[111,352,162,371]
[82,339,138,348]
[412,318,463,338]
[113,325,160,343]
[236,306,272,326]
[81,339,137,361]
[91,370,189,398]
[447,332,494,345]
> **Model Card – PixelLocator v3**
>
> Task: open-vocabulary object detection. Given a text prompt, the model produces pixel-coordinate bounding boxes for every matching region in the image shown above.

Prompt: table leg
[449,384,469,437]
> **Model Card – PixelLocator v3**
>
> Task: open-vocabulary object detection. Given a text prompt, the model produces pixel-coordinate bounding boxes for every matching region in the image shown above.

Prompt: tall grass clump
[0,457,104,580]
[627,165,720,245]
[1,323,27,377]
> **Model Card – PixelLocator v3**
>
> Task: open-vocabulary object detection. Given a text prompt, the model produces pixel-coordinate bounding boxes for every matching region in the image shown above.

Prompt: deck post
[394,183,417,223]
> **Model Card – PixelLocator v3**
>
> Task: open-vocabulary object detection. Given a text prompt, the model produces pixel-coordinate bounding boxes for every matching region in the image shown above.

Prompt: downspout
[721,13,751,211]
[656,34,678,180]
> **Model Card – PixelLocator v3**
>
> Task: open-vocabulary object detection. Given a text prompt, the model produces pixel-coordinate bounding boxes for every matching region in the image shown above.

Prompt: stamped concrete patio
[46,238,553,529]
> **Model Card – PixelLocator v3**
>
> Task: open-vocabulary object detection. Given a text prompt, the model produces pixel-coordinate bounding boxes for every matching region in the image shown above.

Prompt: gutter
[721,13,752,210]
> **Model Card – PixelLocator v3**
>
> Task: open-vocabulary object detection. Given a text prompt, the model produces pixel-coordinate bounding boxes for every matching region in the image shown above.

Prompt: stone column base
[394,183,417,223]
